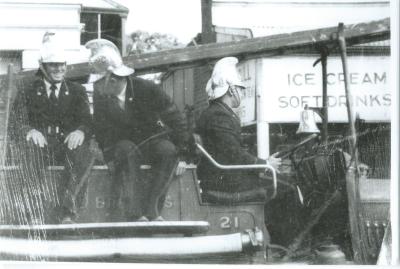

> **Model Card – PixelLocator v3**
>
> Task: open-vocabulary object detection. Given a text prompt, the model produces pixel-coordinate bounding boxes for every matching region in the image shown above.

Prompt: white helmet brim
[85,38,134,78]
[206,57,245,100]
[110,64,134,77]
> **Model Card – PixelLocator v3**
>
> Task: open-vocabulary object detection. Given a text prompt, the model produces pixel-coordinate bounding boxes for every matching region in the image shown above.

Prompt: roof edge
[101,0,129,12]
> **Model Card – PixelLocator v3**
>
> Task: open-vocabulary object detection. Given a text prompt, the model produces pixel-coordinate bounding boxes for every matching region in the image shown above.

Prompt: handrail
[195,143,277,199]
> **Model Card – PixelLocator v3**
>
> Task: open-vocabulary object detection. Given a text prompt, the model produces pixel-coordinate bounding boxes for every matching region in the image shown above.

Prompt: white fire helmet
[206,57,245,100]
[85,39,134,81]
[39,32,66,63]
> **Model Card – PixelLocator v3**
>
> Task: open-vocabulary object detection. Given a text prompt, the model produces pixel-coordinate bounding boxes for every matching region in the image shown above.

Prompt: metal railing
[195,143,277,199]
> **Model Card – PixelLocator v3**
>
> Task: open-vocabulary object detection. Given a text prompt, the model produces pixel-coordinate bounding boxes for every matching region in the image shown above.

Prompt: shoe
[61,216,75,225]
[152,216,165,221]
[314,244,347,264]
[137,216,149,222]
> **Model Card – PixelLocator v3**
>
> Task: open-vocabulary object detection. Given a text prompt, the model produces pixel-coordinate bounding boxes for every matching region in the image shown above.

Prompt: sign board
[236,59,257,126]
[261,56,390,123]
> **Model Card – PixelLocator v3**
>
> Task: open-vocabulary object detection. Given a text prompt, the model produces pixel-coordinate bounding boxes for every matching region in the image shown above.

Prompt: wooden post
[201,0,216,43]
[338,22,366,264]
[194,0,216,121]
[321,49,328,146]
[338,23,358,163]
[1,64,14,162]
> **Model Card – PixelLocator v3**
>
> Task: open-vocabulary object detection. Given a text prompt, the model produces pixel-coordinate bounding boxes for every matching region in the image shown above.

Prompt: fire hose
[0,228,263,260]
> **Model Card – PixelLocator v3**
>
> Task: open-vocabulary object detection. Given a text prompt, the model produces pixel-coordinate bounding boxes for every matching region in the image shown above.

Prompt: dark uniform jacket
[10,71,92,142]
[93,75,188,162]
[196,100,266,191]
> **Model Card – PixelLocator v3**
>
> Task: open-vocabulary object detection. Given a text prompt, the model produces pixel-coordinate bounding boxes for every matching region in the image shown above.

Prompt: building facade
[0,0,129,74]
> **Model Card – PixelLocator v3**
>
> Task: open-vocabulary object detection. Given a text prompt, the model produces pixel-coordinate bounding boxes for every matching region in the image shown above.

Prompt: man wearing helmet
[10,32,93,224]
[196,57,281,194]
[85,39,188,222]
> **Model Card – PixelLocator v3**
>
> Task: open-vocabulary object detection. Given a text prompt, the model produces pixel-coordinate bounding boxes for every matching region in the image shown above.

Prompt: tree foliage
[127,30,184,55]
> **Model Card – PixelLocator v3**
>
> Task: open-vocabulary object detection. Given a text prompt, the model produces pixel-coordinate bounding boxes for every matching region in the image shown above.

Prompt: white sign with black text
[261,56,390,123]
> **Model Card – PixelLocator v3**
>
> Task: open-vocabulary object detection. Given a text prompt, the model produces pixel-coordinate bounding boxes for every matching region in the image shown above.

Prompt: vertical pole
[257,122,270,158]
[121,15,128,56]
[338,23,366,264]
[321,49,328,145]
[338,23,358,164]
[201,0,216,43]
[194,0,215,123]
[97,13,101,39]
[2,64,14,160]
[256,59,270,158]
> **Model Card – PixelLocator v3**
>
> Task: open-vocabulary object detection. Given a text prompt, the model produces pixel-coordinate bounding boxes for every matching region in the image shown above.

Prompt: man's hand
[267,152,282,173]
[26,129,47,148]
[175,161,187,176]
[64,130,85,150]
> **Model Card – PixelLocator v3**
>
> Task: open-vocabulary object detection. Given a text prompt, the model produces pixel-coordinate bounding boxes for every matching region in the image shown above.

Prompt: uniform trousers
[24,135,93,222]
[110,138,178,220]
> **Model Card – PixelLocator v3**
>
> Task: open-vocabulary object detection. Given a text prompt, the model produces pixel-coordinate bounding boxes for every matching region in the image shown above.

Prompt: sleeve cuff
[76,125,92,138]
[254,157,267,165]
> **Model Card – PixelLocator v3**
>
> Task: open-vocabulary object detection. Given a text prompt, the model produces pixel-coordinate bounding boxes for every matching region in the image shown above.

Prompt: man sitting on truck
[196,57,281,195]
[9,32,93,224]
[85,39,188,222]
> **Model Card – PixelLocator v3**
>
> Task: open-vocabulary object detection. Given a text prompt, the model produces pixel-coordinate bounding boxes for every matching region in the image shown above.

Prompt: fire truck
[0,17,391,264]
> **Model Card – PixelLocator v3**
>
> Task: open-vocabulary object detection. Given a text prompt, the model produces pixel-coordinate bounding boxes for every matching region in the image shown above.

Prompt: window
[80,12,122,52]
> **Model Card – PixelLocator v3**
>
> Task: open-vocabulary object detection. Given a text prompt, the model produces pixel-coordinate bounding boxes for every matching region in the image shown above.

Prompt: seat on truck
[201,188,267,204]
[192,134,270,205]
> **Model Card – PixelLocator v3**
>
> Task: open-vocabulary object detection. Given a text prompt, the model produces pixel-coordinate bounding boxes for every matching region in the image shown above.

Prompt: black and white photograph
[0,0,398,266]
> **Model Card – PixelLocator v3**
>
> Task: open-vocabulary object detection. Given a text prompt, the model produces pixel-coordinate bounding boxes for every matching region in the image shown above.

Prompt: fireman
[85,39,188,222]
[196,57,281,194]
[9,32,93,224]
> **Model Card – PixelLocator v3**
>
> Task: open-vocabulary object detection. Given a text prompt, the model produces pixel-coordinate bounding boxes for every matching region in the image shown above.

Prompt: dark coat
[195,100,266,191]
[93,76,188,162]
[8,72,93,219]
[10,72,92,142]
